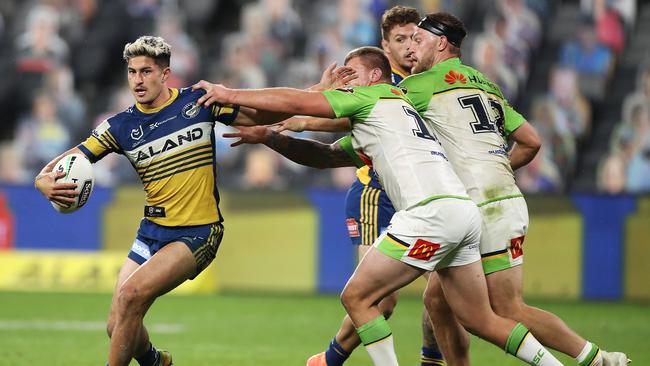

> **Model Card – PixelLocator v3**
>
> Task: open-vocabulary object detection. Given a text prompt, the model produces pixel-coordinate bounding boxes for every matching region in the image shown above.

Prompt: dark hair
[381,6,421,41]
[344,46,392,82]
[421,12,467,54]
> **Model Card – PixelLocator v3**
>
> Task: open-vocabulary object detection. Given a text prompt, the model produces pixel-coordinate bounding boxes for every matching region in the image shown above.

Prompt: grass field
[0,291,648,365]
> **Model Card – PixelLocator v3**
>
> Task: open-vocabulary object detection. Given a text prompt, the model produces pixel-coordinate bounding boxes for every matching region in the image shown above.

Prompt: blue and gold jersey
[78,87,239,227]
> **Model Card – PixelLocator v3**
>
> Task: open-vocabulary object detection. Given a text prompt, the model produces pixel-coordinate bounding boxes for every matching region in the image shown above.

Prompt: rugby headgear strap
[417,16,466,48]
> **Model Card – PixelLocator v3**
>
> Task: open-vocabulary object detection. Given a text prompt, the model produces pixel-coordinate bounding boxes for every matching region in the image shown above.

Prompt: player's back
[324,84,469,212]
[401,58,526,205]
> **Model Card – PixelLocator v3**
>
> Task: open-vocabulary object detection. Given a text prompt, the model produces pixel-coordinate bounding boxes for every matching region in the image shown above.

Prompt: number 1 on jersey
[403,106,438,142]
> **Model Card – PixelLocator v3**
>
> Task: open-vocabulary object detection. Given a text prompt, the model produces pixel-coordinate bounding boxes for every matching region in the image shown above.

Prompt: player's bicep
[335,135,364,168]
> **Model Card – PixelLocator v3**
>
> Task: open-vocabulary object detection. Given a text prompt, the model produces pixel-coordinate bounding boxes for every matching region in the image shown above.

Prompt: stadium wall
[0,185,648,300]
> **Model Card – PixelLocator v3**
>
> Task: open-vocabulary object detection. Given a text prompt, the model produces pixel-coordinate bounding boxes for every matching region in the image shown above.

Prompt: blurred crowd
[0,0,647,193]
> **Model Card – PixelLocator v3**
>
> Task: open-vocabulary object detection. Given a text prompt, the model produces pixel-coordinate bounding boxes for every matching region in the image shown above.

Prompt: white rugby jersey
[323,84,469,211]
[400,58,527,205]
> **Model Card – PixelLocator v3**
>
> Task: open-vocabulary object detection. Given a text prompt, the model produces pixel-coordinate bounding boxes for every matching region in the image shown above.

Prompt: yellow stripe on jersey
[136,144,213,179]
[136,88,179,114]
[356,165,372,185]
[136,142,213,173]
[103,130,120,151]
[372,188,380,241]
[144,163,220,226]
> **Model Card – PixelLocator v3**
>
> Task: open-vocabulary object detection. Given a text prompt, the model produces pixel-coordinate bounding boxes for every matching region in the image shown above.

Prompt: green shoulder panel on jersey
[335,135,365,168]
[322,84,412,123]
[399,57,526,137]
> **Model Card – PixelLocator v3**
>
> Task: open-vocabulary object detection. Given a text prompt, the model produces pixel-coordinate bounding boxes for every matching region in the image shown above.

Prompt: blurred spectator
[263,0,304,58]
[499,0,541,51]
[547,67,591,140]
[593,0,625,55]
[581,0,636,29]
[15,5,69,111]
[623,64,650,118]
[558,17,612,76]
[14,92,70,180]
[338,0,377,50]
[597,153,627,193]
[155,12,200,87]
[46,65,86,140]
[529,98,576,183]
[472,33,518,101]
[213,33,268,89]
[624,103,650,192]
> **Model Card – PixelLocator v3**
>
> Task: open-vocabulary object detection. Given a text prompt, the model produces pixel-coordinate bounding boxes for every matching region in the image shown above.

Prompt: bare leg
[423,272,470,366]
[107,242,196,366]
[487,266,585,357]
[335,245,400,352]
[341,246,424,328]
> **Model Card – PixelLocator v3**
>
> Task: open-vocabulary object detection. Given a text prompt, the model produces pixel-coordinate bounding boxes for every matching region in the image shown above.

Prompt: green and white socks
[357,316,398,366]
[576,342,602,366]
[505,323,564,365]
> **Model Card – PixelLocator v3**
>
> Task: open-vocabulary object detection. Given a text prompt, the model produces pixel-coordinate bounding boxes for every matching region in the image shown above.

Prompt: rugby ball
[51,153,94,214]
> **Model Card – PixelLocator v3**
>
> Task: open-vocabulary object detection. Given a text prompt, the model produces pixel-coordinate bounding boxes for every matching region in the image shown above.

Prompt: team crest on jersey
[444,70,467,85]
[130,125,144,140]
[182,102,201,119]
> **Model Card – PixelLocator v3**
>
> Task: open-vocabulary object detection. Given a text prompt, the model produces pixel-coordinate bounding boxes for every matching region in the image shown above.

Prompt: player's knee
[117,283,149,313]
[489,293,525,320]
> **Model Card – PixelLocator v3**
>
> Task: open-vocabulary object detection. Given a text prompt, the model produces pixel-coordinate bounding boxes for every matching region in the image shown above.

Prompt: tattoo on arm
[264,131,355,169]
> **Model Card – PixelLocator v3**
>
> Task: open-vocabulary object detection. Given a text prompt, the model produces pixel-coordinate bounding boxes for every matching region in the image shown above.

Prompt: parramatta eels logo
[182,102,201,119]
[130,125,144,140]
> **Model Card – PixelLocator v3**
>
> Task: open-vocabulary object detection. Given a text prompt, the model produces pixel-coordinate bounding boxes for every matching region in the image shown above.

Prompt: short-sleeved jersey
[78,87,239,227]
[323,84,469,211]
[399,58,526,206]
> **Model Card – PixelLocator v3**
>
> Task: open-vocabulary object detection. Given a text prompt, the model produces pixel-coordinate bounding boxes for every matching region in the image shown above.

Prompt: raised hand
[222,125,272,147]
[192,80,231,107]
[34,170,78,207]
[315,63,358,91]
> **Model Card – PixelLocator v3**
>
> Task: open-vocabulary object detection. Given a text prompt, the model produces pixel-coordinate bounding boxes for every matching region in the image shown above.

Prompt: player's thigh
[437,261,494,327]
[123,241,198,300]
[479,197,529,275]
[343,246,423,306]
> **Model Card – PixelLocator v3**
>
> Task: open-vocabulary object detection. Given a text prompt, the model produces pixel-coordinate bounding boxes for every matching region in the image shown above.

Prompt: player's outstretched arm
[223,126,356,169]
[509,121,541,170]
[194,81,336,119]
[273,116,351,133]
[34,146,83,206]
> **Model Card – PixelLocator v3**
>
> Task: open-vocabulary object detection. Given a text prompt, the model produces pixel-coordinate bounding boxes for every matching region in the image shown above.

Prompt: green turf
[0,291,647,365]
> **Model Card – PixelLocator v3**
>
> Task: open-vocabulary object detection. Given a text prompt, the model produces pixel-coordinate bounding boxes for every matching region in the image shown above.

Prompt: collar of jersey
[391,67,408,79]
[432,57,461,71]
[135,88,179,114]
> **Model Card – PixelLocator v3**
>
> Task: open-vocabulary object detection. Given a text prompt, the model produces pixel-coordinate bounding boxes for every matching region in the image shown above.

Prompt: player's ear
[161,67,171,83]
[438,35,448,52]
[370,68,382,83]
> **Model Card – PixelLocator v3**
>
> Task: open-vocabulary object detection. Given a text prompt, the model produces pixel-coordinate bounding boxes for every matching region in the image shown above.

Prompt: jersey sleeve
[504,103,526,135]
[211,103,240,126]
[335,134,365,168]
[77,119,120,163]
[322,88,374,119]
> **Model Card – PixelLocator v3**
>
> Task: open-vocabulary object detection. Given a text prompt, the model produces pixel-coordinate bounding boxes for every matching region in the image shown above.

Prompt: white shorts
[478,196,529,274]
[374,198,481,272]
